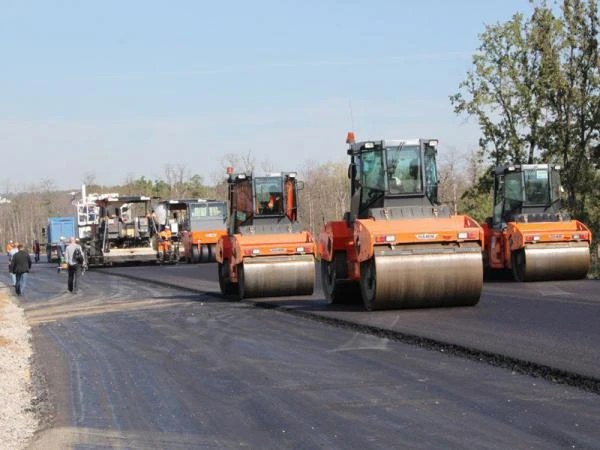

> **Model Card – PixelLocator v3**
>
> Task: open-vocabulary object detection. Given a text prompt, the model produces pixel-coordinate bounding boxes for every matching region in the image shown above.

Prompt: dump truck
[156,199,228,263]
[44,217,77,262]
[482,163,591,281]
[216,171,315,299]
[83,193,158,265]
[318,134,484,310]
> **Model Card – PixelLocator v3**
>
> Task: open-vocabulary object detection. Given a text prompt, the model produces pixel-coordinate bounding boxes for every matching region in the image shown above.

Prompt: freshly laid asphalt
[100,262,600,382]
[7,258,600,449]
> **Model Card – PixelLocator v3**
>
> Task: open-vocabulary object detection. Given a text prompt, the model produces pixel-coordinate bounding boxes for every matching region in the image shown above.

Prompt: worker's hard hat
[165,225,170,229]
[8,240,13,243]
[60,236,65,240]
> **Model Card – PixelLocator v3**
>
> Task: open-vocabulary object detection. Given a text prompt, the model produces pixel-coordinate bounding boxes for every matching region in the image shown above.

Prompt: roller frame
[321,252,362,305]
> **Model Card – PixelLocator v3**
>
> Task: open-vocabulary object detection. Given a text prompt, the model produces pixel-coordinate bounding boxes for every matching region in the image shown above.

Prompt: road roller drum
[360,243,483,310]
[512,242,590,282]
[239,255,315,299]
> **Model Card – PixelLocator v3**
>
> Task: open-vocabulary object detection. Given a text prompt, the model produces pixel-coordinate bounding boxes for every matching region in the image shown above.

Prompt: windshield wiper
[365,188,385,208]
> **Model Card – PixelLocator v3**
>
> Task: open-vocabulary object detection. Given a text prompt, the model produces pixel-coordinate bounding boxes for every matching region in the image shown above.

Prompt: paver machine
[85,194,158,265]
[318,133,484,310]
[482,164,591,281]
[216,171,315,299]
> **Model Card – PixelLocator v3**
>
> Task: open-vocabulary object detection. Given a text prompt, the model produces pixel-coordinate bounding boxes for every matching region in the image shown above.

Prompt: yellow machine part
[360,242,483,310]
[239,254,315,299]
[513,242,590,281]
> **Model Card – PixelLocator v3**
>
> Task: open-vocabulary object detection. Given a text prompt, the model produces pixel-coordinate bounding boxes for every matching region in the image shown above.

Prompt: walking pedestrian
[57,237,66,273]
[7,242,19,288]
[33,239,41,263]
[10,244,32,296]
[64,236,86,294]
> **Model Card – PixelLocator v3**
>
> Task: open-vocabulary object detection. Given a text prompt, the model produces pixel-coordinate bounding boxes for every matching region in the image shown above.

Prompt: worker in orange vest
[157,225,173,260]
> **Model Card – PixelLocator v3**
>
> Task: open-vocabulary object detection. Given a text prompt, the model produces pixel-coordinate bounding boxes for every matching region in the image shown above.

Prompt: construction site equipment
[318,134,484,310]
[156,199,227,263]
[216,171,315,299]
[75,185,100,242]
[482,164,591,281]
[80,192,158,265]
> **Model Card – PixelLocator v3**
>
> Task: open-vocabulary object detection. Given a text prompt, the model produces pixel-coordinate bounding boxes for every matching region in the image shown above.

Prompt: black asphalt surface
[5,258,600,448]
[103,261,600,381]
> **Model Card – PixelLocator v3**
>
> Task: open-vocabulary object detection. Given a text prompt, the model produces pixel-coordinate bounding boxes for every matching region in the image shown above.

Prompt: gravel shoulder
[0,281,38,450]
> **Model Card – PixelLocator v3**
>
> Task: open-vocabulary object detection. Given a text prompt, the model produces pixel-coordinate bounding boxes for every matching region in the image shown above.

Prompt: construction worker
[264,187,282,213]
[147,210,158,235]
[6,240,14,255]
[157,225,173,260]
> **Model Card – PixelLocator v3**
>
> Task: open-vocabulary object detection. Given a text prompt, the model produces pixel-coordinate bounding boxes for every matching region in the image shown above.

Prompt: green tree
[451,0,599,228]
[450,10,547,164]
[539,0,599,217]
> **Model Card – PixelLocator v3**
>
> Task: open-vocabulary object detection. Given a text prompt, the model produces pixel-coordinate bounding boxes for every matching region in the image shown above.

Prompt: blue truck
[45,217,77,263]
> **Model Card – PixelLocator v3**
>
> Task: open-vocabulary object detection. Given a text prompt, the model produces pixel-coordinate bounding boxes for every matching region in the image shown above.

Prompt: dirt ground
[0,282,37,450]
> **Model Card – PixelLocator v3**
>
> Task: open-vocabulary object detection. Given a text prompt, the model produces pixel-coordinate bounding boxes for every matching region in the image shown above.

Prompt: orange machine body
[217,230,315,283]
[320,214,483,282]
[483,219,591,270]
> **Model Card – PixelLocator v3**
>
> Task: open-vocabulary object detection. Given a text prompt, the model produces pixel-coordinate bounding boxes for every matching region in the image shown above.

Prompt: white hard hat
[165,225,170,229]
[60,236,65,240]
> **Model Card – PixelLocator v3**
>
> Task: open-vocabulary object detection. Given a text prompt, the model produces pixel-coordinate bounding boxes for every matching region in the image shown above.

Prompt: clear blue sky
[0,0,534,191]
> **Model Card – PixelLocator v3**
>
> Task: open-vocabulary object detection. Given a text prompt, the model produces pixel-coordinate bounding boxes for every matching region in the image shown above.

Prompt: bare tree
[220,150,256,174]
[163,164,189,198]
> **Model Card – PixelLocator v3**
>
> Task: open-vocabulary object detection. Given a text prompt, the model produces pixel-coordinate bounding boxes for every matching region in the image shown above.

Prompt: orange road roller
[216,170,315,299]
[318,134,484,310]
[482,164,591,281]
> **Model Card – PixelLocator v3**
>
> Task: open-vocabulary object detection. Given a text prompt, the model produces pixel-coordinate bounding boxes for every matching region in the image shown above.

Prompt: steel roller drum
[241,254,315,298]
[362,243,483,310]
[518,242,590,281]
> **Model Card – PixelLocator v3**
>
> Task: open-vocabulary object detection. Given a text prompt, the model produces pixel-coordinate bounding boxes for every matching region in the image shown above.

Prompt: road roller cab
[216,171,316,299]
[483,164,591,281]
[318,134,484,310]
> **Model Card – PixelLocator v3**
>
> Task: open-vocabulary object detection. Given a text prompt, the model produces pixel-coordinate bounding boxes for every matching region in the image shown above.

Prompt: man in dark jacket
[10,244,32,296]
